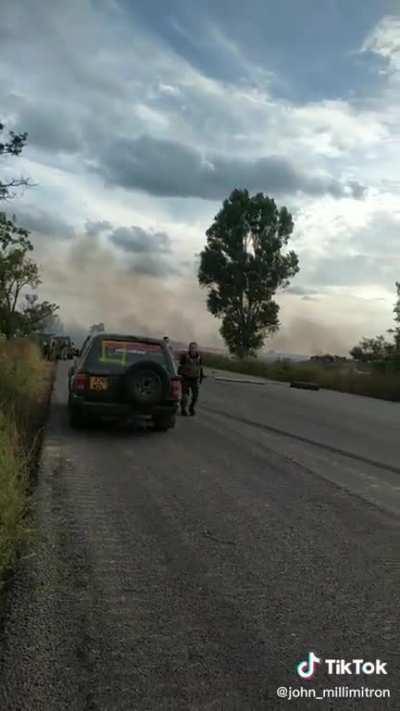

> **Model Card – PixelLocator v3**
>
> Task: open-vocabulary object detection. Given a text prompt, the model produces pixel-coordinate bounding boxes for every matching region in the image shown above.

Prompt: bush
[0,414,28,575]
[0,340,45,436]
[0,339,51,587]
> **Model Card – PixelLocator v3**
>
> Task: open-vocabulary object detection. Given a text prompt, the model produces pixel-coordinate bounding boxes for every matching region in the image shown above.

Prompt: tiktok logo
[297,652,321,679]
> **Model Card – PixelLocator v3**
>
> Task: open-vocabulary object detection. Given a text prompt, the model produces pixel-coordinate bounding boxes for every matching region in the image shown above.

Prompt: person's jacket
[178,352,204,381]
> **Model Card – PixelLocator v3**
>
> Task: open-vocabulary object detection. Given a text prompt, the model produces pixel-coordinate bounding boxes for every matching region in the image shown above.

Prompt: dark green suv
[68,333,182,431]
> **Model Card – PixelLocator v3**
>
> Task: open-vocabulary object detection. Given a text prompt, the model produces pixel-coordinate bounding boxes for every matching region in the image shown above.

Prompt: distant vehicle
[62,336,73,359]
[68,333,182,431]
[52,335,73,360]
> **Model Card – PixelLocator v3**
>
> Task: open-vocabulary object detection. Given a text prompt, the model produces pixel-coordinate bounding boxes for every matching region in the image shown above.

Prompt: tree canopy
[0,122,31,201]
[198,189,299,357]
[350,283,400,363]
[0,122,58,339]
[0,213,58,339]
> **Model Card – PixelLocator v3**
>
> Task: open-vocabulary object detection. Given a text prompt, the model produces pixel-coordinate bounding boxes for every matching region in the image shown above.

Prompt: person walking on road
[178,341,204,416]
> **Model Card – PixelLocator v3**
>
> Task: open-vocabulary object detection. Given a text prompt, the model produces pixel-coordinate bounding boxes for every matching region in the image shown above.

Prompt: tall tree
[0,122,30,200]
[20,294,59,336]
[198,189,299,357]
[0,213,58,339]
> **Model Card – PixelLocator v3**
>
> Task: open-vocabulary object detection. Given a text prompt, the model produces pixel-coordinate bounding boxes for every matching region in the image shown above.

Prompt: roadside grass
[202,352,400,402]
[0,414,28,576]
[0,340,53,588]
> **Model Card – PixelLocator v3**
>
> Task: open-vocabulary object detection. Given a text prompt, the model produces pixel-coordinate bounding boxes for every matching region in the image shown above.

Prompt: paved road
[0,363,399,710]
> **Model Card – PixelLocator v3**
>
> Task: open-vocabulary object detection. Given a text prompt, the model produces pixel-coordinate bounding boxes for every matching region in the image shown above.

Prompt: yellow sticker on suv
[89,376,108,391]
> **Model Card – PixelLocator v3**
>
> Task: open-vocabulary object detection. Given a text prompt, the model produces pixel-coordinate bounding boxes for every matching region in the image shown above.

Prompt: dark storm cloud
[15,206,75,239]
[1,0,372,206]
[109,225,178,276]
[109,225,171,254]
[97,135,363,201]
[1,0,134,155]
[66,223,180,279]
[15,99,82,154]
[62,219,179,276]
[85,220,113,237]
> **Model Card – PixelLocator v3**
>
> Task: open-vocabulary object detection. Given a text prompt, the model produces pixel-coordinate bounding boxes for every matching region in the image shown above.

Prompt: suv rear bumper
[69,393,177,420]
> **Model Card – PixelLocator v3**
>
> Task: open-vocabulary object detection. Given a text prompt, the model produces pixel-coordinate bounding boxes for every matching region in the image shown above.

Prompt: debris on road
[203,528,236,545]
[290,380,320,391]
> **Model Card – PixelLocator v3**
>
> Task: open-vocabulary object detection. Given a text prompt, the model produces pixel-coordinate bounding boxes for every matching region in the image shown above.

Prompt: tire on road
[68,405,85,429]
[290,380,320,391]
[153,414,176,432]
[124,361,169,406]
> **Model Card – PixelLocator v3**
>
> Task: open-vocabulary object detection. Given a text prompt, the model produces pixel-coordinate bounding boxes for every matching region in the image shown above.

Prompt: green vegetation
[198,189,299,358]
[0,213,59,340]
[202,352,400,402]
[0,122,56,590]
[201,282,400,402]
[0,121,58,340]
[0,121,31,200]
[350,282,400,365]
[0,340,52,586]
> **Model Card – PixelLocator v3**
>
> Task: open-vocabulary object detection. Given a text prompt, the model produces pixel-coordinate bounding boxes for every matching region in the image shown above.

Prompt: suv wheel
[69,406,84,429]
[153,415,176,432]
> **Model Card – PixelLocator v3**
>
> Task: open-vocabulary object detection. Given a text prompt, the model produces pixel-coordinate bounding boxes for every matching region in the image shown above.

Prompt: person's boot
[189,405,196,416]
[181,406,188,416]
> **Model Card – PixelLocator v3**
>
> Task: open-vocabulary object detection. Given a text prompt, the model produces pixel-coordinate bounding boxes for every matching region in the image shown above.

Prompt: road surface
[0,363,399,710]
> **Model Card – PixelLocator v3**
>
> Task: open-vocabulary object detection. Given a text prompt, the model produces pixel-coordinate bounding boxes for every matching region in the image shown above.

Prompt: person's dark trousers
[181,378,199,415]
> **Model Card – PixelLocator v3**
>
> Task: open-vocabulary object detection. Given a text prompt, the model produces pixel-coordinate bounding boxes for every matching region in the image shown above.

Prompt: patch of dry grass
[0,340,52,587]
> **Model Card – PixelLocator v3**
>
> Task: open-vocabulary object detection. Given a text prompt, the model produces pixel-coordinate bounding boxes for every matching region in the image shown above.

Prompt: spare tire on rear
[124,360,169,406]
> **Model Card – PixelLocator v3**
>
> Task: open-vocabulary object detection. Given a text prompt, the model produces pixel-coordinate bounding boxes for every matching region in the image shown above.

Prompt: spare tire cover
[124,360,169,405]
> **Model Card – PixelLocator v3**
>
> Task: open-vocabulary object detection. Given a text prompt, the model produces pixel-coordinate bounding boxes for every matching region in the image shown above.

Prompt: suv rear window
[84,338,174,374]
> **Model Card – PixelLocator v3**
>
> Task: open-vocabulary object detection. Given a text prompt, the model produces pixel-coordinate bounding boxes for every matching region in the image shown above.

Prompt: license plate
[89,376,108,391]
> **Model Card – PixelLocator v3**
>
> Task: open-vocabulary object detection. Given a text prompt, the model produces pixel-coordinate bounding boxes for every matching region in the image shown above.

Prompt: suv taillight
[72,372,88,393]
[170,376,182,401]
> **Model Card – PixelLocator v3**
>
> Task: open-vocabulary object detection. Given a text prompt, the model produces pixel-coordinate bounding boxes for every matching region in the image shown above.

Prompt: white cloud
[287,101,387,157]
[134,104,170,133]
[158,83,181,97]
[362,15,400,68]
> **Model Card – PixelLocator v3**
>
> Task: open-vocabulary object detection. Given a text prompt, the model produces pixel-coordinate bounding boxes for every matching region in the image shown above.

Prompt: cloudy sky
[1,0,400,354]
